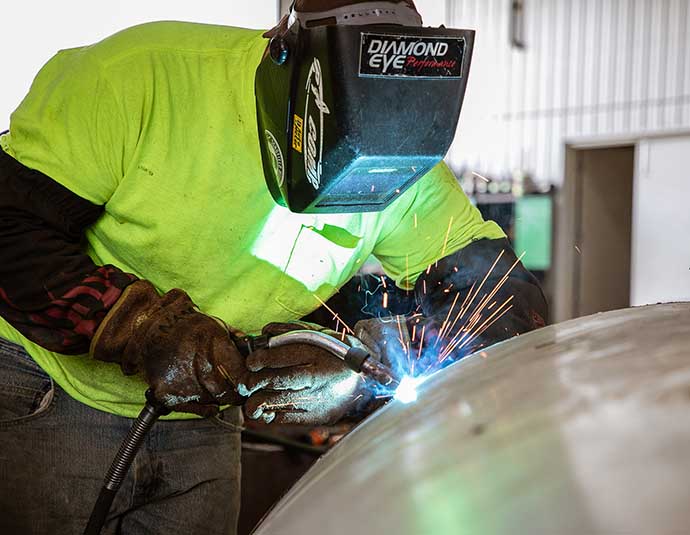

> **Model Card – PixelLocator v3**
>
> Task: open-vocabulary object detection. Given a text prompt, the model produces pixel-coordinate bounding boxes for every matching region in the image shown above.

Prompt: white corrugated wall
[445,0,690,186]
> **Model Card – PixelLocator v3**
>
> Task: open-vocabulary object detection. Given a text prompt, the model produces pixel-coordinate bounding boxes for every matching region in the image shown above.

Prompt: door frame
[554,138,636,322]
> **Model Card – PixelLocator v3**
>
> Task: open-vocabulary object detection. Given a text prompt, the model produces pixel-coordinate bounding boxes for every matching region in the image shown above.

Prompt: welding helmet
[255,1,475,213]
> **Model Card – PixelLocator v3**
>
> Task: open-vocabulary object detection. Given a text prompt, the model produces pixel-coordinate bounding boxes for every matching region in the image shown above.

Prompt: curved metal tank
[253,303,690,535]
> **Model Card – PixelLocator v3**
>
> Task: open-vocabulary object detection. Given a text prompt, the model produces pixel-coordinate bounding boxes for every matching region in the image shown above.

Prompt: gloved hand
[354,316,410,375]
[90,280,247,416]
[241,322,371,425]
[414,238,547,362]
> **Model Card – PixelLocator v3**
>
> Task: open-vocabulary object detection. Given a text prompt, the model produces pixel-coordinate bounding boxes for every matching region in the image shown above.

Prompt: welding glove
[241,322,371,425]
[354,316,410,376]
[90,280,247,416]
[414,238,547,362]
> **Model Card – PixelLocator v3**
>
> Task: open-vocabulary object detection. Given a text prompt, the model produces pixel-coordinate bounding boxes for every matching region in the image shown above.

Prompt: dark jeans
[0,338,242,535]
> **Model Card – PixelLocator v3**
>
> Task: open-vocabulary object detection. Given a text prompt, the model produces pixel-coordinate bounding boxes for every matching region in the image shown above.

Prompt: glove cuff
[90,279,160,373]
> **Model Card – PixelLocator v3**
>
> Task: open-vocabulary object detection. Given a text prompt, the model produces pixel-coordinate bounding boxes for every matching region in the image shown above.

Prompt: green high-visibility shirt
[0,21,504,418]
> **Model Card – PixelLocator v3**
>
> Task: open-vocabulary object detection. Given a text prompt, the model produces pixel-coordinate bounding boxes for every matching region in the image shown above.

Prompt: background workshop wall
[444,0,690,187]
[0,0,278,123]
[438,0,690,319]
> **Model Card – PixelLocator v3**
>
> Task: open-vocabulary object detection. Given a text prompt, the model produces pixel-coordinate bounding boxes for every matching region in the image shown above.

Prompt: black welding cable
[83,391,170,535]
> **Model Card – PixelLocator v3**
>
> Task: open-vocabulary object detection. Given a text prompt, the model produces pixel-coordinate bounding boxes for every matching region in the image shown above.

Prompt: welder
[0,1,546,533]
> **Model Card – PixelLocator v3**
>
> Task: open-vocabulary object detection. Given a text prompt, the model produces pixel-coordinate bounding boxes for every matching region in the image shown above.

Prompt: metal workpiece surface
[253,303,690,535]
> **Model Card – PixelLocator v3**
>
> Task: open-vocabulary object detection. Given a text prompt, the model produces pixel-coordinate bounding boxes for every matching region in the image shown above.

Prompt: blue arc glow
[394,376,422,404]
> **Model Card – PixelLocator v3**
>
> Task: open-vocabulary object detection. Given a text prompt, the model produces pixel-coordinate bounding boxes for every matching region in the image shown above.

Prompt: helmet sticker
[292,114,304,153]
[359,33,465,78]
[304,58,330,191]
[265,130,285,187]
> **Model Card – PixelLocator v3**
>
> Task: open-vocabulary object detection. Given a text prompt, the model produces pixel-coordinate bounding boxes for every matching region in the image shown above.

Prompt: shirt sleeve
[372,161,505,289]
[4,46,125,204]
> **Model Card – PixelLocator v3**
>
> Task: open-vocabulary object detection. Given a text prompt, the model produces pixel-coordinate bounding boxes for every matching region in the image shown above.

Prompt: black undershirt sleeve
[0,148,136,354]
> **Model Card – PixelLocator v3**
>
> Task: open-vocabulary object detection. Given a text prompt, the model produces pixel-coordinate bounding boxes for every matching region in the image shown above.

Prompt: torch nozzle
[358,356,400,389]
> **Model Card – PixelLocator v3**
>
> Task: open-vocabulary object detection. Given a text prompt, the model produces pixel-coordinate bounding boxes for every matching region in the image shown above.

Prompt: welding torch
[234,329,401,390]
